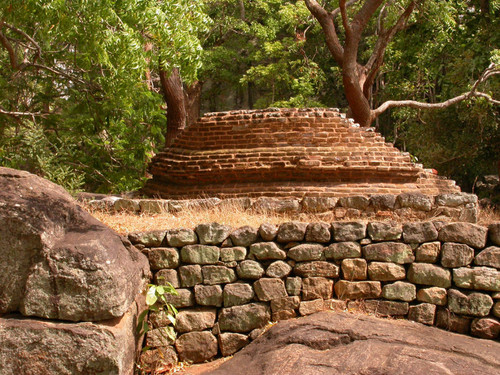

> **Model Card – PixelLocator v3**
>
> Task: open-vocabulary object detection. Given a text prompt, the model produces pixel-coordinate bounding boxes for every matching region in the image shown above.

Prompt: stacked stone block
[143,108,460,199]
[130,221,500,365]
[88,191,479,223]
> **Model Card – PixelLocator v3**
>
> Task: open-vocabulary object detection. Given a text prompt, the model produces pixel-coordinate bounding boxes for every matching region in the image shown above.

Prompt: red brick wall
[144,108,460,199]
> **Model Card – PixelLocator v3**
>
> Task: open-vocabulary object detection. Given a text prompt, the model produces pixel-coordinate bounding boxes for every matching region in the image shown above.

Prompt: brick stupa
[143,108,460,199]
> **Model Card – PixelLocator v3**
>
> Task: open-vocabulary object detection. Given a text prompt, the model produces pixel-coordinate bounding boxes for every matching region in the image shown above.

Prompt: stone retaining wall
[131,221,500,366]
[87,192,479,223]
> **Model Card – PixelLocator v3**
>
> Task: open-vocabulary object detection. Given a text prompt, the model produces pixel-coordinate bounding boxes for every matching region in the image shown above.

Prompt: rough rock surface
[0,302,140,375]
[202,311,500,375]
[0,167,150,322]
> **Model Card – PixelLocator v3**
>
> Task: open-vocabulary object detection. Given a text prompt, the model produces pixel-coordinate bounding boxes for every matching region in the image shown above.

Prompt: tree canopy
[1,0,498,193]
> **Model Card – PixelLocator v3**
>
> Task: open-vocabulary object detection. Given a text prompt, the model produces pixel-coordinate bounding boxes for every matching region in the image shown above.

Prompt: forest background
[0,0,498,195]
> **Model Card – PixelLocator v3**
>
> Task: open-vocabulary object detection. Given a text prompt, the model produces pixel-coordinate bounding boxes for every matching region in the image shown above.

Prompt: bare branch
[331,0,360,18]
[0,21,41,61]
[304,0,345,64]
[0,106,47,117]
[373,91,498,116]
[364,1,416,94]
[373,62,500,116]
[351,0,384,37]
[339,0,352,36]
[28,63,87,84]
[0,29,18,69]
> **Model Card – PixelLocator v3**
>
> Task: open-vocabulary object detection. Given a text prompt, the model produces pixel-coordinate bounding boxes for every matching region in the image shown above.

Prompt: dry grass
[82,200,500,235]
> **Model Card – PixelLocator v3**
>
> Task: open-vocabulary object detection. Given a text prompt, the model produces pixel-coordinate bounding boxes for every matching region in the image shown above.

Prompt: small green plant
[137,280,179,341]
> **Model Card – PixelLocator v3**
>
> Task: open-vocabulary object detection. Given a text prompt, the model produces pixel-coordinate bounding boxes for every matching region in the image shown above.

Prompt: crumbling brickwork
[144,108,460,198]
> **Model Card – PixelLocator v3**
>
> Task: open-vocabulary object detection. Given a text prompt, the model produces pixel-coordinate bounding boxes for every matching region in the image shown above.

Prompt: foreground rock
[203,311,500,375]
[0,301,140,375]
[0,167,150,321]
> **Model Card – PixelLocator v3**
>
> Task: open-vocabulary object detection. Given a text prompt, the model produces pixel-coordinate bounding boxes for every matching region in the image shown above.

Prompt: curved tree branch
[373,63,500,117]
[304,0,345,64]
[363,1,416,96]
[0,106,48,117]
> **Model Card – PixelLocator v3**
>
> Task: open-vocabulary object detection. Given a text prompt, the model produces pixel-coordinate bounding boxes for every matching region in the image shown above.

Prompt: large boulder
[204,311,500,375]
[0,302,140,375]
[0,167,150,322]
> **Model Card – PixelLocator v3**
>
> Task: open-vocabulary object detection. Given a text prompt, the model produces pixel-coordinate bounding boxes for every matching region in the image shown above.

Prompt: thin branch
[373,91,499,117]
[364,1,416,93]
[0,21,41,61]
[331,0,360,18]
[351,0,384,37]
[304,0,344,64]
[0,106,48,117]
[0,29,18,69]
[28,63,87,84]
[339,0,352,36]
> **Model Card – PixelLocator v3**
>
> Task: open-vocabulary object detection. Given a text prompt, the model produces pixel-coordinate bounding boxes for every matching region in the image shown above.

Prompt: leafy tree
[304,0,499,127]
[0,0,209,191]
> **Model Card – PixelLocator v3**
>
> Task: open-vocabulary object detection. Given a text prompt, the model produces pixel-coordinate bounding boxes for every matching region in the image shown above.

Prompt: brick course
[144,108,460,199]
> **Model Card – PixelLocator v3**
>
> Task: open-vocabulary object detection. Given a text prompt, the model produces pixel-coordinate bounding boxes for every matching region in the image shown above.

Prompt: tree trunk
[342,63,374,126]
[159,68,187,148]
[184,81,202,127]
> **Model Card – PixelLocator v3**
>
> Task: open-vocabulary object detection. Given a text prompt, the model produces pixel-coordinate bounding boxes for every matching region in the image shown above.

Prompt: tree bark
[184,80,202,127]
[159,68,187,148]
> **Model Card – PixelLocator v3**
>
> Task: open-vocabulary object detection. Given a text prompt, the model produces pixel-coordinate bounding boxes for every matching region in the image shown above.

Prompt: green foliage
[376,0,500,188]
[0,0,209,192]
[137,281,179,340]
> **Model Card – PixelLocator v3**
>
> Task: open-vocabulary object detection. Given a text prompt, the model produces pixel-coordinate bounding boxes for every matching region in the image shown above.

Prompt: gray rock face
[218,303,271,333]
[407,263,452,288]
[0,167,150,322]
[259,223,278,241]
[223,283,254,307]
[489,223,500,246]
[287,243,324,261]
[276,222,308,243]
[382,281,416,302]
[362,242,414,264]
[249,242,286,260]
[236,260,265,279]
[195,223,232,245]
[175,331,218,363]
[266,261,292,278]
[367,222,402,241]
[203,311,500,375]
[438,222,488,248]
[475,246,500,268]
[181,245,220,264]
[305,222,331,243]
[129,230,166,247]
[402,222,438,243]
[175,308,217,333]
[220,247,247,262]
[230,226,259,247]
[0,303,140,375]
[148,248,179,270]
[397,192,433,211]
[301,197,338,213]
[331,222,366,241]
[453,267,500,291]
[165,228,198,247]
[202,265,237,285]
[448,289,493,317]
[441,242,474,268]
[325,241,361,259]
